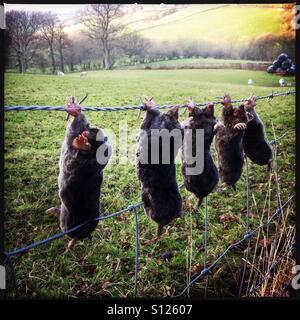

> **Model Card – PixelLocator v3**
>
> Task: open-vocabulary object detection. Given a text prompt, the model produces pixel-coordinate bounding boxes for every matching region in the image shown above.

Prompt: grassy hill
[120,57,272,70]
[69,4,284,46]
[123,4,283,44]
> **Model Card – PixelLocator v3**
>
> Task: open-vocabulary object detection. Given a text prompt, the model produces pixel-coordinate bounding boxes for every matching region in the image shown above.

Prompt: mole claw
[67,239,76,251]
[46,207,61,218]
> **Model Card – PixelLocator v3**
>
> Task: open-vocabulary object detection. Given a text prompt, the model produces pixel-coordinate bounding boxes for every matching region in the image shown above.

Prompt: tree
[4,30,11,72]
[282,4,296,38]
[117,32,149,65]
[55,22,71,73]
[81,4,124,69]
[40,12,58,74]
[5,10,43,73]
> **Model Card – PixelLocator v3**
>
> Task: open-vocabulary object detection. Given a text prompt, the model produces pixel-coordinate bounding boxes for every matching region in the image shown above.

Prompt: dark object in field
[287,64,296,75]
[161,251,175,262]
[267,53,295,75]
[277,53,289,63]
[136,97,183,237]
[281,58,292,70]
[276,67,284,73]
[243,96,272,169]
[48,97,111,250]
[267,65,275,73]
[181,99,218,207]
[272,60,280,70]
[214,94,248,190]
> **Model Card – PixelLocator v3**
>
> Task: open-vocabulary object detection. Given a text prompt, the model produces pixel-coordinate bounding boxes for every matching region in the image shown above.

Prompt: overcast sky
[4,4,87,24]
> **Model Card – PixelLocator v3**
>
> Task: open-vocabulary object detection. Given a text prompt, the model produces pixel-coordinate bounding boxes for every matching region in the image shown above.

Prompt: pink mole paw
[67,239,76,251]
[72,134,91,151]
[181,116,194,129]
[65,98,81,117]
[46,207,61,217]
[214,122,225,132]
[234,123,246,130]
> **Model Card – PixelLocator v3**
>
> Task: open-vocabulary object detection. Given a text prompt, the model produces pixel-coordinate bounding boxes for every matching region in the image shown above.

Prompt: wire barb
[4,90,295,113]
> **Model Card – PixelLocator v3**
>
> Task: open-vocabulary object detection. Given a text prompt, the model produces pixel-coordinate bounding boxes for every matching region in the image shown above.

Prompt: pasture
[127,4,282,43]
[4,69,295,297]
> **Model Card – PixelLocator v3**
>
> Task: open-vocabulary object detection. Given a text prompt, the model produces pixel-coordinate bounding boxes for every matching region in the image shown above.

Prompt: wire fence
[4,90,296,112]
[247,240,295,296]
[3,90,296,298]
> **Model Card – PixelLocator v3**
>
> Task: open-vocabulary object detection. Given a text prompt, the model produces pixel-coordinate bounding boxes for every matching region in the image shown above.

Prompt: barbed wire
[3,122,293,297]
[248,241,295,296]
[172,194,295,298]
[3,90,295,298]
[4,202,143,297]
[4,90,295,112]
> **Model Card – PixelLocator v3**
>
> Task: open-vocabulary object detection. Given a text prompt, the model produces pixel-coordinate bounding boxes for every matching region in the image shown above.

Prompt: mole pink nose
[82,131,90,137]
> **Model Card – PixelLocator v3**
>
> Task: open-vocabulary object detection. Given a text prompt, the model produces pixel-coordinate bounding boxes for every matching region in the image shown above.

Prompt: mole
[214,94,248,190]
[243,96,273,169]
[136,97,183,237]
[47,97,111,250]
[181,99,218,207]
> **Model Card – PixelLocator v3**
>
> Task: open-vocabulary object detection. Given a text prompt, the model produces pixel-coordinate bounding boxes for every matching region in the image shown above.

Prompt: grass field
[4,69,295,298]
[135,5,282,43]
[68,4,283,45]
[122,57,272,70]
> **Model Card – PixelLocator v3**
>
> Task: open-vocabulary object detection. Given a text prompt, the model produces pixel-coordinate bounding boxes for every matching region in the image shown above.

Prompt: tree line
[4,4,295,73]
[5,4,150,73]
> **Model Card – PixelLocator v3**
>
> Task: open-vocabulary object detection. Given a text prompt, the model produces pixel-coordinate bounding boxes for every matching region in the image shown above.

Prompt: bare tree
[40,12,58,74]
[55,22,71,73]
[118,32,149,65]
[5,10,42,73]
[81,4,124,69]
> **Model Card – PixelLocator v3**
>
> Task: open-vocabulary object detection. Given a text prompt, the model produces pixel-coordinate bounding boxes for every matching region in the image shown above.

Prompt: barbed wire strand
[203,196,209,297]
[3,92,294,296]
[248,241,295,296]
[172,194,294,299]
[3,252,20,297]
[132,205,139,298]
[238,155,251,297]
[4,90,295,112]
[4,201,144,296]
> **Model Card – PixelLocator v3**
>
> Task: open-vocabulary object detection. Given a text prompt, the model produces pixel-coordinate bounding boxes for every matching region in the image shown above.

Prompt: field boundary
[3,90,296,298]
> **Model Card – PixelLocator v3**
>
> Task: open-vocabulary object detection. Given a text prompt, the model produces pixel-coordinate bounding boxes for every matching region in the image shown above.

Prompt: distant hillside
[121,4,283,45]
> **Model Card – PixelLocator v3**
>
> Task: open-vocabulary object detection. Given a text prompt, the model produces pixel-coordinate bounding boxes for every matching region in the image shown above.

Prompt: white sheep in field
[80,72,87,77]
[248,79,254,85]
[279,78,285,87]
[57,71,64,76]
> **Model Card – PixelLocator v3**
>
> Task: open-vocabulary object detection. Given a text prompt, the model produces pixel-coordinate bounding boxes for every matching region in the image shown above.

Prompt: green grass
[4,69,295,298]
[123,57,272,70]
[133,5,282,44]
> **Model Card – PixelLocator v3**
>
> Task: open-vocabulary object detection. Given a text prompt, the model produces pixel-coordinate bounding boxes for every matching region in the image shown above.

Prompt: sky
[4,4,87,25]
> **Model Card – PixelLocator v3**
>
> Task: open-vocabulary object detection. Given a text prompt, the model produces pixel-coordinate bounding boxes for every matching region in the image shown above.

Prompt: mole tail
[196,197,203,209]
[267,160,272,172]
[46,207,61,218]
[232,184,236,192]
[157,224,164,238]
